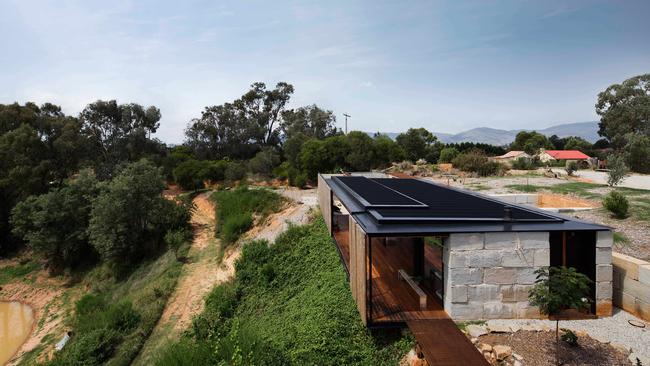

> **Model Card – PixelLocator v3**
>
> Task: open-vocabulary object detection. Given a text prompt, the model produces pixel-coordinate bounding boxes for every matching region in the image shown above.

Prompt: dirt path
[134,192,236,365]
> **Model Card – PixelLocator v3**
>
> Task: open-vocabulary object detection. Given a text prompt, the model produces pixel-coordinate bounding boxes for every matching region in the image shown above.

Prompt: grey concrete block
[516,268,538,285]
[596,230,613,248]
[596,281,613,300]
[533,248,550,267]
[483,302,515,318]
[514,285,533,301]
[448,233,484,250]
[448,251,469,268]
[468,250,502,268]
[501,250,534,267]
[449,302,484,320]
[451,285,468,303]
[449,268,483,285]
[596,247,612,265]
[516,302,541,318]
[468,284,500,302]
[484,232,517,249]
[596,264,613,282]
[517,232,549,249]
[640,264,650,285]
[500,285,515,302]
[484,268,516,284]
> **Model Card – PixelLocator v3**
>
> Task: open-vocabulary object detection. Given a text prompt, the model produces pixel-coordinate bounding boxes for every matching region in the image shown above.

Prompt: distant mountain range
[371,121,601,146]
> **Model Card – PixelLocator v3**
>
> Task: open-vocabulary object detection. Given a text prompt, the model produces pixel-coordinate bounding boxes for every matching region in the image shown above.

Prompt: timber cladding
[317,174,332,233]
[348,215,368,325]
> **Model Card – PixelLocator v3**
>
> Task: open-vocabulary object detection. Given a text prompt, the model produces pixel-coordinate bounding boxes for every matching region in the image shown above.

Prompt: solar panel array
[333,176,559,223]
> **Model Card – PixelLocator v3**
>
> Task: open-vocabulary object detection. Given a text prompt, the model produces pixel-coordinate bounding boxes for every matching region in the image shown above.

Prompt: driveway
[552,169,650,190]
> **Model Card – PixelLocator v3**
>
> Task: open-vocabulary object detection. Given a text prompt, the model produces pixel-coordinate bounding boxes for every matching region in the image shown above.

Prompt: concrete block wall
[443,232,550,320]
[595,231,613,316]
[612,251,650,321]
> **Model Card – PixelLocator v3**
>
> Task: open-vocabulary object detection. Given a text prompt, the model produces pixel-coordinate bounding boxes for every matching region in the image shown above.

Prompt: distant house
[493,150,531,163]
[538,149,591,164]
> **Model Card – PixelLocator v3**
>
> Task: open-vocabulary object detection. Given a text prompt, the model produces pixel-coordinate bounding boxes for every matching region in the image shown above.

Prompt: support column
[413,237,425,277]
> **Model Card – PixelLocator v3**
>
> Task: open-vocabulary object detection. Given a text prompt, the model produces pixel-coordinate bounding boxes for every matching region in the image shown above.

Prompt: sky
[1,0,649,144]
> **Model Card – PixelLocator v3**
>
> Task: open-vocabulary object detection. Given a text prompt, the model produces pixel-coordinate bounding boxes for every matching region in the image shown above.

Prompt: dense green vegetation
[46,248,189,366]
[0,260,39,285]
[212,186,285,245]
[156,217,413,366]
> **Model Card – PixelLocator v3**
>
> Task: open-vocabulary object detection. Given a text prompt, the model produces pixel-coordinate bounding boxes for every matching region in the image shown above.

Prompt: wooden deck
[370,238,447,322]
[407,319,490,366]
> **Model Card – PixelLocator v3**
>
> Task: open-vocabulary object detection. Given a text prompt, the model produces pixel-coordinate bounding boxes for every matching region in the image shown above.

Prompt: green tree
[11,170,99,273]
[280,105,338,140]
[563,136,593,155]
[511,131,553,155]
[606,153,629,186]
[299,139,328,180]
[80,100,161,178]
[528,266,592,365]
[596,74,650,148]
[249,147,281,176]
[395,128,440,162]
[88,160,188,273]
[173,160,206,190]
[345,131,376,171]
[438,147,459,163]
[235,82,294,146]
[625,133,650,173]
[373,134,405,167]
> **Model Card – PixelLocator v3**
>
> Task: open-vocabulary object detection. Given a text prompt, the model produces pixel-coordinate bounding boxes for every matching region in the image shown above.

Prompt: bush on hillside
[452,149,502,176]
[249,147,281,176]
[225,162,247,182]
[213,186,284,245]
[173,159,205,190]
[156,218,413,366]
[10,170,99,273]
[602,191,629,219]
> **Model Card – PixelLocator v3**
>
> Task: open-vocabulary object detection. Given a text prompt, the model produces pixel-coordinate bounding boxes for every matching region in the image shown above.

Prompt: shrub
[602,191,629,219]
[173,160,205,190]
[48,328,121,366]
[225,162,247,182]
[249,147,281,176]
[213,186,284,244]
[199,160,228,182]
[451,149,502,176]
[561,328,578,346]
[511,157,537,170]
[607,153,629,187]
[438,147,459,163]
[10,170,99,272]
[565,160,579,176]
[165,229,191,260]
[290,171,308,189]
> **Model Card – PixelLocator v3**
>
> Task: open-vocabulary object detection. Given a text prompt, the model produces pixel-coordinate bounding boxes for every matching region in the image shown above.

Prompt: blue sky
[1,0,649,143]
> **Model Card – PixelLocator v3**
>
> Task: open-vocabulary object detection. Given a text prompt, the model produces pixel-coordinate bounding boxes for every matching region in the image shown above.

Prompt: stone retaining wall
[443,230,613,320]
[612,251,650,321]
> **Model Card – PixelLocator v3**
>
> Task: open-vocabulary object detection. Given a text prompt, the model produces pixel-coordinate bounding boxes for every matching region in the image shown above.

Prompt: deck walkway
[407,319,490,366]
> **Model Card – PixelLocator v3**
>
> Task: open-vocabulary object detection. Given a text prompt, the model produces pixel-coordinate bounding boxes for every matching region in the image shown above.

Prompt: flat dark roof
[325,175,608,236]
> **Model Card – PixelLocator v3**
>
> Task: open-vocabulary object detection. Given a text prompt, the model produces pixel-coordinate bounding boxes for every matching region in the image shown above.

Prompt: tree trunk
[556,320,560,365]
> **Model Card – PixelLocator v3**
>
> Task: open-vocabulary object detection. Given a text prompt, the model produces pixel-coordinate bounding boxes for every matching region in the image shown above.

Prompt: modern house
[492,150,531,163]
[317,174,613,327]
[537,149,591,165]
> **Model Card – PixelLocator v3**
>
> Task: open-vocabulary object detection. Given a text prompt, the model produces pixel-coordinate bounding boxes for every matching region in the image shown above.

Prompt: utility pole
[343,113,350,134]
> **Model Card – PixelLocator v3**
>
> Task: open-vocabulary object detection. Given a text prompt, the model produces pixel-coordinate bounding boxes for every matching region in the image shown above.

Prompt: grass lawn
[155,217,414,366]
[0,260,40,285]
[505,184,540,193]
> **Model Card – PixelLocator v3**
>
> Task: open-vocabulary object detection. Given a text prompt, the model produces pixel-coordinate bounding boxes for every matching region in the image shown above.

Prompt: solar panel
[371,178,559,222]
[333,176,428,208]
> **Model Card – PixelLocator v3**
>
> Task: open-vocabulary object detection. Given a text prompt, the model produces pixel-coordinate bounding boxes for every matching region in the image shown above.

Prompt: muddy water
[0,301,34,364]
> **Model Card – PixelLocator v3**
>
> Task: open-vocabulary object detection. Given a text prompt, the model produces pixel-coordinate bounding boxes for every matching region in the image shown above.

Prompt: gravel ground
[485,309,650,363]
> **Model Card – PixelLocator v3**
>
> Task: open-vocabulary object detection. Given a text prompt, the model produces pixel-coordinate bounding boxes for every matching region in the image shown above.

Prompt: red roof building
[538,149,590,161]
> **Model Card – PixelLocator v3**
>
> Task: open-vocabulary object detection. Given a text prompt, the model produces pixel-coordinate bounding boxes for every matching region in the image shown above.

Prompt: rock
[471,337,478,344]
[514,360,523,366]
[512,353,523,361]
[520,322,542,331]
[466,324,488,338]
[509,323,521,332]
[591,334,610,344]
[629,353,650,366]
[575,330,588,338]
[493,345,513,361]
[477,343,493,353]
[611,342,630,354]
[488,323,512,333]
